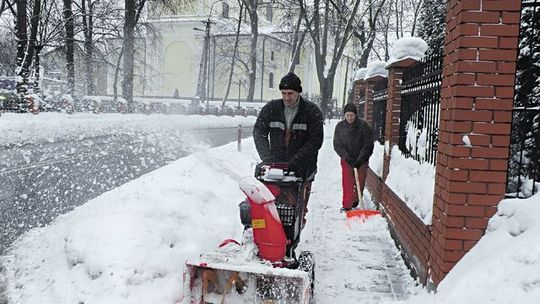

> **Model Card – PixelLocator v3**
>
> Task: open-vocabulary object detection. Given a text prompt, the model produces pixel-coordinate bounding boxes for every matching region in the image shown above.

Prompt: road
[0,126,252,254]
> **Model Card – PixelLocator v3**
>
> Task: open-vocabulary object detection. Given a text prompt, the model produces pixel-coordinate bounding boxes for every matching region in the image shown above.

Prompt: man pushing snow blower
[252,72,324,229]
[182,73,323,304]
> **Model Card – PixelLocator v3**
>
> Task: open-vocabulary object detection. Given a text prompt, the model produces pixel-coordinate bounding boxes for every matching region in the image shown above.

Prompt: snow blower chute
[183,163,315,304]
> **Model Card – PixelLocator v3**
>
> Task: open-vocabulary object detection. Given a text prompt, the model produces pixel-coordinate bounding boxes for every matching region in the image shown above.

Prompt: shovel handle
[353,167,365,209]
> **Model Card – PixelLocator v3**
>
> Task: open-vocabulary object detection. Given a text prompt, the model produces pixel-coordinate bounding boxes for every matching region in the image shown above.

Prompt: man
[253,72,324,180]
[333,103,374,212]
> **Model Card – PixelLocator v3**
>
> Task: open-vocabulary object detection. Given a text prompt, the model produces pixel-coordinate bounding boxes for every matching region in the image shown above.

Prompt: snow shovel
[346,167,381,219]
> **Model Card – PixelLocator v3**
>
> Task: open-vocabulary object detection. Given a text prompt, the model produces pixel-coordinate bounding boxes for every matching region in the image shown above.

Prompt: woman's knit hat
[343,103,357,115]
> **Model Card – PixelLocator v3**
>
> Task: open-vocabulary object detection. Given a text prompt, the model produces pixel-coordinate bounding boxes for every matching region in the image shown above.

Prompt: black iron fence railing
[372,79,388,144]
[506,0,540,198]
[398,51,443,165]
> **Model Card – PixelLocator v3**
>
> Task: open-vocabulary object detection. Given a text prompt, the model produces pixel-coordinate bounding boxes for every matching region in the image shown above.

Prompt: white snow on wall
[354,68,368,81]
[388,37,428,64]
[369,141,385,177]
[365,61,388,79]
[385,146,435,225]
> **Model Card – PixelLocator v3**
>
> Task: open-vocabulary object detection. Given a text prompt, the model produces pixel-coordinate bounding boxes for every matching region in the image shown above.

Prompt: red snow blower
[182,163,315,304]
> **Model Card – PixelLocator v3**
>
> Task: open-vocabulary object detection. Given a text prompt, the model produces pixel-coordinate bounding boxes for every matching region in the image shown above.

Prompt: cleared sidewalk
[299,122,418,303]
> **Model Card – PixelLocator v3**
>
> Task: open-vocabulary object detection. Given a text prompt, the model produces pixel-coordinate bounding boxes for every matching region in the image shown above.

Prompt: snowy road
[0,126,252,254]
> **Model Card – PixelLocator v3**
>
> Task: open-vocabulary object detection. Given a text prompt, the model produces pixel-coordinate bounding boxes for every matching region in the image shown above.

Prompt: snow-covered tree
[508,2,540,197]
[417,0,446,56]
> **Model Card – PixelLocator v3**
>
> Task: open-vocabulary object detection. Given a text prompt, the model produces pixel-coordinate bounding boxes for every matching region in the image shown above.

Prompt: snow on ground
[1,117,539,304]
[0,113,255,146]
[408,192,540,304]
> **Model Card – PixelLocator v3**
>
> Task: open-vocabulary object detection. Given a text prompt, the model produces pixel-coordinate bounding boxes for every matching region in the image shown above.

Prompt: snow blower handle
[353,167,365,209]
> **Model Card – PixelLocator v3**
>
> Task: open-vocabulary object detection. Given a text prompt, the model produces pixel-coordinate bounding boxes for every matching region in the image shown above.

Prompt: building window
[265,5,273,22]
[222,3,229,18]
[269,72,274,88]
[270,51,275,61]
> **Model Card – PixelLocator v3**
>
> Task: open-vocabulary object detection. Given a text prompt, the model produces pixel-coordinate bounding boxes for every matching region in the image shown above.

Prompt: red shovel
[346,167,381,219]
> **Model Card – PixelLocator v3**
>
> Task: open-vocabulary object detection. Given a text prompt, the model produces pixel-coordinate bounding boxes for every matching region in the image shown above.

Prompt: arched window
[222,3,229,18]
[269,72,274,88]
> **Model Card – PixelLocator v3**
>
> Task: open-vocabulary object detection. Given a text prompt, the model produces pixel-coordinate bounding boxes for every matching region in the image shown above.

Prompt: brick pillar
[363,79,374,123]
[364,75,385,124]
[382,58,418,181]
[429,0,521,286]
[352,80,363,107]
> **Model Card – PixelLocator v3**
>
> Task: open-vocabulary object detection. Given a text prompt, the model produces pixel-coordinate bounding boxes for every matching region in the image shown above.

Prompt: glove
[353,157,368,168]
[345,156,355,166]
[261,157,276,164]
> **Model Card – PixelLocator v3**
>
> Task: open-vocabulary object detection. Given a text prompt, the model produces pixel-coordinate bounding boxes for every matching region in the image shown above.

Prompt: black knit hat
[279,72,303,93]
[343,103,357,115]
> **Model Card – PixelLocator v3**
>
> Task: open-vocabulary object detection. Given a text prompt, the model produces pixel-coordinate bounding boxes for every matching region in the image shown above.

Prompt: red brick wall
[367,168,431,283]
[429,0,521,285]
[366,169,383,204]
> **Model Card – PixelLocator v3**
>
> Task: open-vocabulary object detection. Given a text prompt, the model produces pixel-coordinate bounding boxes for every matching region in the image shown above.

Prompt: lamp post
[194,0,224,112]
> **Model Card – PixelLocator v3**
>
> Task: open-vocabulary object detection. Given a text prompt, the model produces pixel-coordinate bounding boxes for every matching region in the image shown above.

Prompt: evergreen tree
[509,3,540,196]
[417,0,446,56]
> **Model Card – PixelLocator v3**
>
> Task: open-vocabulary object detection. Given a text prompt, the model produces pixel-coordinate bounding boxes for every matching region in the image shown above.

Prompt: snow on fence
[506,0,540,198]
[398,51,443,165]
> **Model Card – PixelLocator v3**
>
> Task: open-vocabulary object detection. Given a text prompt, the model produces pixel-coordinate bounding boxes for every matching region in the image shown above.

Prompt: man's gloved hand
[353,158,366,168]
[288,160,305,177]
[345,156,356,167]
[261,157,276,164]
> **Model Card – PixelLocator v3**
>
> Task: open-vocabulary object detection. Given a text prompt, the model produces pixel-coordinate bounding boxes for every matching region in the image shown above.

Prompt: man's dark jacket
[253,97,324,177]
[333,117,374,166]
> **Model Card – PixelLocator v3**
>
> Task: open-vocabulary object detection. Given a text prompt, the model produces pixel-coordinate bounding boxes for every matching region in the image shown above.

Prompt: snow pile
[385,146,435,224]
[368,141,384,177]
[354,68,368,81]
[365,61,388,79]
[389,37,428,63]
[411,193,540,304]
[0,140,260,304]
[0,113,255,146]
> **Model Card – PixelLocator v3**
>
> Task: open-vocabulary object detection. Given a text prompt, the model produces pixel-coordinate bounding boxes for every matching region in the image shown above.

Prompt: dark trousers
[340,159,368,209]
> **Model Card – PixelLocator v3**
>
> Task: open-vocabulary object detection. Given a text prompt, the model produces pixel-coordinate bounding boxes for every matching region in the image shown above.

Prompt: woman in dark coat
[333,103,374,212]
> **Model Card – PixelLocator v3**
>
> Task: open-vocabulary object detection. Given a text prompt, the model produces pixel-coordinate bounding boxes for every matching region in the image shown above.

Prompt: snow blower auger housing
[183,163,315,304]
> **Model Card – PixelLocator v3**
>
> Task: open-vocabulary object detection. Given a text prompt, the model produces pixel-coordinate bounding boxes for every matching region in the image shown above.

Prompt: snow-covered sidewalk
[300,123,417,303]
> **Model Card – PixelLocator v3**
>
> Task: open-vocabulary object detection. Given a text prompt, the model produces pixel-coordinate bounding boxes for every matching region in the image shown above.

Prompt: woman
[333,103,374,212]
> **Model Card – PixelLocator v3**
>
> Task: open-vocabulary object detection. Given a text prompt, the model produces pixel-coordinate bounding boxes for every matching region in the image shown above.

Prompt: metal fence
[398,51,443,165]
[372,79,388,144]
[506,0,540,198]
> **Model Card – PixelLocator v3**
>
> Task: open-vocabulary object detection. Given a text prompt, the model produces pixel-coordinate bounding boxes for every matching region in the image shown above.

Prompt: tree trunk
[122,0,136,106]
[113,47,124,102]
[221,2,243,107]
[15,0,28,94]
[18,0,41,94]
[63,0,75,96]
[243,0,258,103]
[33,45,42,93]
[82,0,94,95]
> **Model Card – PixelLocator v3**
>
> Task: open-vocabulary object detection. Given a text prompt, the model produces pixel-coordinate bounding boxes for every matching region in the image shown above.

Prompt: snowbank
[410,193,540,304]
[368,141,384,177]
[1,139,260,304]
[385,146,435,225]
